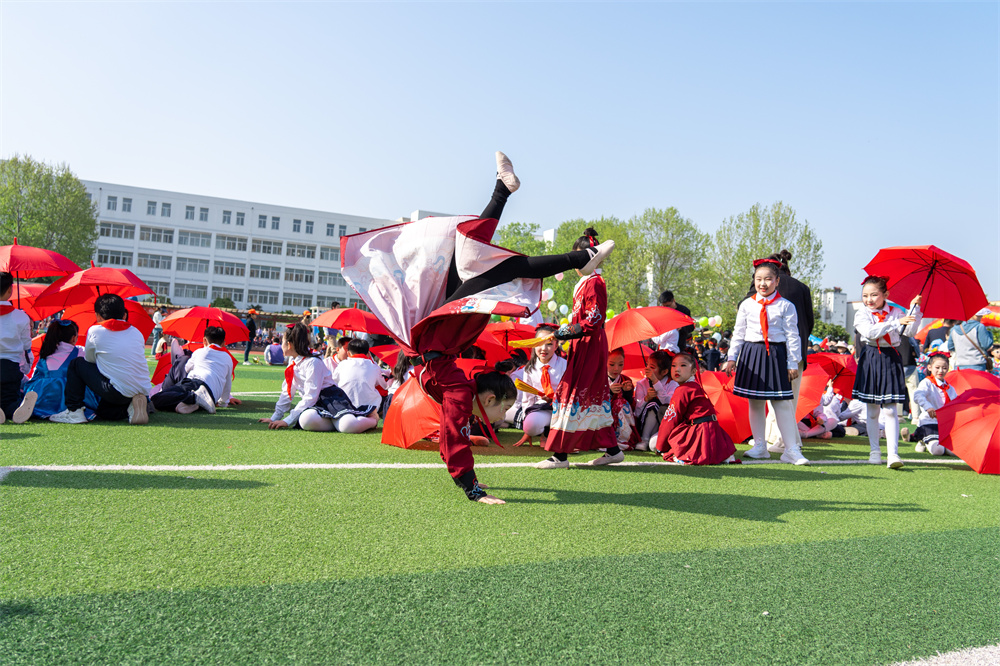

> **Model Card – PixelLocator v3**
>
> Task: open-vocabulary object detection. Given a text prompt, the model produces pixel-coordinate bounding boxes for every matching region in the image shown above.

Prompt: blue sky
[2,2,997,300]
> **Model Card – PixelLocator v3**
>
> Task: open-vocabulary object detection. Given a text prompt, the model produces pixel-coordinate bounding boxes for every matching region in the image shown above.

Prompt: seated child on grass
[0,271,32,424]
[258,323,378,433]
[633,350,678,450]
[910,352,957,456]
[264,336,285,365]
[329,338,386,433]
[511,324,566,446]
[607,348,639,449]
[12,320,100,422]
[150,326,243,414]
[323,335,352,374]
[49,293,150,425]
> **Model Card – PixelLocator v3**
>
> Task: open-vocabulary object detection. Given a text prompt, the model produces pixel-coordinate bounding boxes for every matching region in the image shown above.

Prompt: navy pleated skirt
[733,341,793,400]
[307,385,377,421]
[853,345,907,404]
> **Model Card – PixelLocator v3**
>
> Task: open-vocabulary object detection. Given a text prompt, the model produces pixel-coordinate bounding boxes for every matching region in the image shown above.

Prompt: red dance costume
[655,380,736,465]
[609,375,640,448]
[546,272,616,453]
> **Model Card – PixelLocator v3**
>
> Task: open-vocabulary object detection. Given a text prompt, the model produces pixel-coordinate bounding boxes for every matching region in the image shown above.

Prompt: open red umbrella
[310,306,391,336]
[471,330,510,366]
[699,371,752,443]
[795,364,831,422]
[618,341,654,382]
[370,344,401,368]
[944,369,999,395]
[915,318,947,343]
[979,305,1000,328]
[938,387,999,474]
[0,238,81,279]
[863,245,988,320]
[62,300,155,346]
[159,306,250,344]
[807,352,857,400]
[485,320,537,349]
[32,263,155,315]
[9,282,49,320]
[605,303,694,350]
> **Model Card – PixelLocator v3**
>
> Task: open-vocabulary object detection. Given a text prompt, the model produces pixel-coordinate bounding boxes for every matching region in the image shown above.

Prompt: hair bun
[779,249,792,262]
[583,227,599,240]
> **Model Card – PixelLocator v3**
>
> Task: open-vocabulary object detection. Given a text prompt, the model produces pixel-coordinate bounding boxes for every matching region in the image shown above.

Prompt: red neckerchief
[285,359,297,397]
[930,376,952,404]
[0,304,15,315]
[872,309,893,348]
[208,343,239,378]
[540,365,555,401]
[100,319,130,331]
[754,292,779,353]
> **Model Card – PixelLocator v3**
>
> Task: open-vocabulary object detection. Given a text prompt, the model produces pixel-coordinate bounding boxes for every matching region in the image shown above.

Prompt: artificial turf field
[2,359,998,665]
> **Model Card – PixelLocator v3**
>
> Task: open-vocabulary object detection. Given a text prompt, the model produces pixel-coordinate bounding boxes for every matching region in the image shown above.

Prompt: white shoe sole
[12,391,38,424]
[743,450,771,459]
[581,240,615,275]
[129,395,149,425]
[49,410,88,424]
[780,453,810,466]
[495,151,520,193]
[585,453,625,466]
[194,387,216,414]
[888,459,904,469]
[534,459,569,469]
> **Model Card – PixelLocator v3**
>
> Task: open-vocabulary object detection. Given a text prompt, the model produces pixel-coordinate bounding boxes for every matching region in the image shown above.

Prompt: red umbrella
[159,306,250,344]
[472,330,510,366]
[795,364,831,422]
[605,304,694,350]
[699,371,752,444]
[0,238,81,279]
[32,263,155,315]
[310,306,391,336]
[980,305,1000,328]
[938,387,1000,474]
[944,369,999,395]
[619,341,654,382]
[370,344,401,367]
[808,352,857,400]
[9,282,49,320]
[863,245,988,320]
[62,300,155,346]
[485,320,537,349]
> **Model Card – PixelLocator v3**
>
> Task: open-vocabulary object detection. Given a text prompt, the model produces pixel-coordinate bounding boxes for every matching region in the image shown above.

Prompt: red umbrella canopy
[382,376,441,449]
[8,282,50,320]
[807,352,857,399]
[0,238,81,279]
[310,307,391,336]
[159,306,250,344]
[944,369,999,396]
[62,300,155,346]
[863,245,988,320]
[370,344,401,368]
[615,342,653,382]
[698,371,752,444]
[795,365,831,422]
[32,264,155,314]
[484,320,537,349]
[469,330,511,366]
[980,305,1000,328]
[605,305,694,350]
[938,387,1000,474]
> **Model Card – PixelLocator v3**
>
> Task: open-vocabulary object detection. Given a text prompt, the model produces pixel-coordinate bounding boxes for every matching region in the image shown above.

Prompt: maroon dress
[655,380,736,465]
[546,273,616,453]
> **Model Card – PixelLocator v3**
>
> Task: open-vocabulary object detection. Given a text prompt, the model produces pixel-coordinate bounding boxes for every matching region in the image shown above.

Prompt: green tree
[0,155,98,268]
[630,207,712,314]
[496,221,548,258]
[812,317,849,342]
[703,202,825,329]
[211,297,236,310]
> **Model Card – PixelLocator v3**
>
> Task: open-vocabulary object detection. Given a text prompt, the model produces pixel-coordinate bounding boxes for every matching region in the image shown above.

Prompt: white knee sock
[866,403,881,453]
[748,400,767,447]
[300,409,335,432]
[522,411,550,438]
[771,401,800,451]
[882,404,900,457]
[336,414,379,433]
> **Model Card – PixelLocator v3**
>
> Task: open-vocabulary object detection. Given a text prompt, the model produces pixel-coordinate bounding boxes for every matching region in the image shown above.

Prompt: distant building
[819,287,849,329]
[84,181,398,312]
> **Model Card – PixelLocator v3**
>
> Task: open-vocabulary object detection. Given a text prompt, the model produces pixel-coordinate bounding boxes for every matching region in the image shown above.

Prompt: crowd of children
[1,152,992,506]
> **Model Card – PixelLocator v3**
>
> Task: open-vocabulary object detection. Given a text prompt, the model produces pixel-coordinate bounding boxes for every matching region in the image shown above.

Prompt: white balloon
[542,288,554,301]
[547,300,558,312]
[559,304,569,315]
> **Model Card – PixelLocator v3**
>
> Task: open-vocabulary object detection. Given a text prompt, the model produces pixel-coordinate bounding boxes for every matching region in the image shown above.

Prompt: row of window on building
[96,249,349,286]
[102,197,367,236]
[99,222,348,259]
[140,281,338,309]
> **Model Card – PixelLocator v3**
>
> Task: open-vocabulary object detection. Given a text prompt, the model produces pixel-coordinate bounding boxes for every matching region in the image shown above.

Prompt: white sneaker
[845,427,860,437]
[887,454,904,469]
[634,441,649,452]
[128,395,149,425]
[743,439,770,460]
[242,361,251,366]
[49,408,87,424]
[193,386,216,414]
[581,240,615,275]
[780,448,810,466]
[914,442,926,453]
[175,401,199,414]
[534,457,569,469]
[495,151,520,194]
[869,451,883,465]
[584,451,625,466]
[12,391,38,424]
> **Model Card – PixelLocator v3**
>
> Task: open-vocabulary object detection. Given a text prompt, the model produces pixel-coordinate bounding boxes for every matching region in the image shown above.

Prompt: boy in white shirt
[910,353,958,456]
[150,326,243,414]
[0,272,33,423]
[49,294,150,425]
[330,338,386,432]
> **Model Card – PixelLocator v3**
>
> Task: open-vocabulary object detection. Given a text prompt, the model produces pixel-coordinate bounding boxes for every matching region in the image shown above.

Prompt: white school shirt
[912,377,957,426]
[0,302,33,373]
[85,323,150,397]
[272,355,335,427]
[185,346,234,406]
[853,304,922,348]
[330,356,387,410]
[634,376,678,414]
[727,294,801,370]
[515,355,567,411]
[652,330,680,354]
[323,355,340,375]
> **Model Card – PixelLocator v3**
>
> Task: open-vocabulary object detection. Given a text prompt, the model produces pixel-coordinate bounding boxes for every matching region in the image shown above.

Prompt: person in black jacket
[743,250,814,453]
[658,290,694,350]
[243,309,258,365]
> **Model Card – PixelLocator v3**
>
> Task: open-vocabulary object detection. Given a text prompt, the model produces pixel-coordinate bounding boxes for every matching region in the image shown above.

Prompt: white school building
[83,181,413,313]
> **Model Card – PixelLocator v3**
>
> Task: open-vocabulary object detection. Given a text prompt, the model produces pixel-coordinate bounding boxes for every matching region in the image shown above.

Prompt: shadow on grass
[500,487,926,522]
[0,603,36,624]
[0,431,41,440]
[2,471,270,491]
[588,464,875,481]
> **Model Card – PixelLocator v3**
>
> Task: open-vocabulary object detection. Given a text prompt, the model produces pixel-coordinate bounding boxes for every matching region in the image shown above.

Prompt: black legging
[445,180,590,302]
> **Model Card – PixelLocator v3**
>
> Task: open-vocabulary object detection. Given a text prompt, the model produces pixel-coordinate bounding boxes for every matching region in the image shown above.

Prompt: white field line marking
[0,458,966,479]
[892,643,1000,666]
[230,391,282,396]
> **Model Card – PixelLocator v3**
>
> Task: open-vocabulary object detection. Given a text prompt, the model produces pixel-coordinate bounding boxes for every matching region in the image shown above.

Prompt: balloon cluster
[697,315,723,328]
[542,288,554,301]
